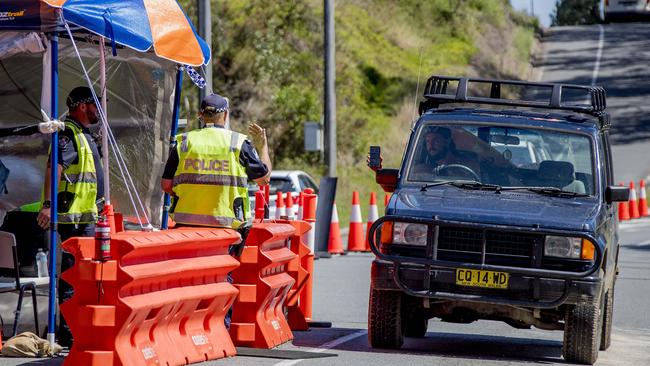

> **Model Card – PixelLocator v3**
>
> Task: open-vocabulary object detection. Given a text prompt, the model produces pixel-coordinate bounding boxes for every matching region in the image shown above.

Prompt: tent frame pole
[47,32,59,347]
[161,66,183,229]
[99,38,110,205]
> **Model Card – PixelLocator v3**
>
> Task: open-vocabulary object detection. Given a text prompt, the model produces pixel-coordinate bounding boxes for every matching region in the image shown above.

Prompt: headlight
[392,222,428,246]
[544,236,582,259]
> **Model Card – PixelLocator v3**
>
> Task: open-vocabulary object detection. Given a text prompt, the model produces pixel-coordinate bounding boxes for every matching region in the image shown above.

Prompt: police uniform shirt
[162,125,269,180]
[56,118,105,204]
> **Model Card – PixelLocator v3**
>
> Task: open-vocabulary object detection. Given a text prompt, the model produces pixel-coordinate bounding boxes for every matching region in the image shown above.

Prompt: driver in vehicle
[416,126,481,179]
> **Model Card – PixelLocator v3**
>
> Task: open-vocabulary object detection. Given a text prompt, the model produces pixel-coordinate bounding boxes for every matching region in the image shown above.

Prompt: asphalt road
[210,21,650,366]
[3,22,650,366]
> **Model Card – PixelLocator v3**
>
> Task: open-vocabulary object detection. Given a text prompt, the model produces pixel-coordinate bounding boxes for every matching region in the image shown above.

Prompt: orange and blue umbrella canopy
[42,0,210,66]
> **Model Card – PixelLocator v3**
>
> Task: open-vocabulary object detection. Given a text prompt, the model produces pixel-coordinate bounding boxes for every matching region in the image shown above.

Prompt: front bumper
[372,260,602,308]
[368,215,605,308]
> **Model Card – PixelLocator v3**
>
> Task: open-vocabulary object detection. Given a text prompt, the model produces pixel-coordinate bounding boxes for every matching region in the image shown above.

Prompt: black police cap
[200,93,229,114]
[66,86,96,109]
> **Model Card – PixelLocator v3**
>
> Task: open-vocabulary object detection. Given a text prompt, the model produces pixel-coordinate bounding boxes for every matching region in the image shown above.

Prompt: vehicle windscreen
[406,123,595,195]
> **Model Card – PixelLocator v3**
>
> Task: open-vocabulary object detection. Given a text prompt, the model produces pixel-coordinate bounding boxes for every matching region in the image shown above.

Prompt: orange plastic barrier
[229,222,297,348]
[281,220,314,330]
[61,227,241,366]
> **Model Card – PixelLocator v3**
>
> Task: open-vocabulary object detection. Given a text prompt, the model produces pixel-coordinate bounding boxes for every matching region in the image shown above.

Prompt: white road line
[590,24,605,87]
[272,330,367,366]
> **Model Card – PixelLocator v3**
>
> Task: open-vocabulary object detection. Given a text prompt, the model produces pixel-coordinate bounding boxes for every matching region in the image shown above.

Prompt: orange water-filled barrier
[229,223,297,348]
[61,227,241,366]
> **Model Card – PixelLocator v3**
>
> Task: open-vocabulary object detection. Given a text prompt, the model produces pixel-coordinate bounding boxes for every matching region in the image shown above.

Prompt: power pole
[530,0,535,17]
[198,0,213,103]
[324,0,336,178]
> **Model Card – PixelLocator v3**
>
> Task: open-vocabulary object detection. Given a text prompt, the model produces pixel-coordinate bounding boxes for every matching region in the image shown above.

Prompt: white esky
[510,0,559,27]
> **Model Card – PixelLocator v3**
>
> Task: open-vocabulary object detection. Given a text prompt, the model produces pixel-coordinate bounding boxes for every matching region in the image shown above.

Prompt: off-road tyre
[563,302,602,365]
[600,288,614,351]
[404,315,428,338]
[368,288,404,349]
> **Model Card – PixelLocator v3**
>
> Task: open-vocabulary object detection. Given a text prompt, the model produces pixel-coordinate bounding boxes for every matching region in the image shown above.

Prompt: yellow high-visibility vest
[172,127,250,228]
[53,121,98,224]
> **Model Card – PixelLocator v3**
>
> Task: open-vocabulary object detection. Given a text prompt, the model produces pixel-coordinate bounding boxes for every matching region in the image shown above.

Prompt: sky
[510,0,559,27]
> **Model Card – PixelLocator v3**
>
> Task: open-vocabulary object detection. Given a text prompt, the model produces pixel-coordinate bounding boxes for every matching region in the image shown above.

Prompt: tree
[550,0,599,26]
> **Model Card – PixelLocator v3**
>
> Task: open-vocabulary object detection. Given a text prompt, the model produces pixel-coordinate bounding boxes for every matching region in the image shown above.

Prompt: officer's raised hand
[248,122,267,148]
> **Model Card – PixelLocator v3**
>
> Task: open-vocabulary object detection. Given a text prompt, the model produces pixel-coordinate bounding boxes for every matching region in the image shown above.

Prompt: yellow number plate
[455,268,509,289]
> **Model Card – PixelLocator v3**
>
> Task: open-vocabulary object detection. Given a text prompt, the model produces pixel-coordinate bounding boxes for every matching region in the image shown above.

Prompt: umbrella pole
[161,66,183,229]
[47,32,59,347]
[100,38,110,206]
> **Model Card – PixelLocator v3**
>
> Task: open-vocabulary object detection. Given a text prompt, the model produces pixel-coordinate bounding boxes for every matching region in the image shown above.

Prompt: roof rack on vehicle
[419,76,608,124]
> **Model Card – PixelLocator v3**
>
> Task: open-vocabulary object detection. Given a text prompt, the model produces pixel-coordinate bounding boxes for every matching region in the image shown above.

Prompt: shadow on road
[293,327,566,364]
[626,244,650,251]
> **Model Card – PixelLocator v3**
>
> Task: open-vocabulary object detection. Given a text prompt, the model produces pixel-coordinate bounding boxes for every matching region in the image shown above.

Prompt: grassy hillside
[179,0,539,227]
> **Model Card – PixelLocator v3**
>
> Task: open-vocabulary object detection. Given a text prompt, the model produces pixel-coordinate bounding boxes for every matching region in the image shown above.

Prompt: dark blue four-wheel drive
[367,76,629,365]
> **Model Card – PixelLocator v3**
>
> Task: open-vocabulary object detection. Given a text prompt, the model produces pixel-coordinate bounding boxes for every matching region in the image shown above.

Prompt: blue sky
[510,0,559,27]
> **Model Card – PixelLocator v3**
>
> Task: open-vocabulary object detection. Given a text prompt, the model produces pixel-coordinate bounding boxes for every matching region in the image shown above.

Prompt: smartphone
[368,145,381,169]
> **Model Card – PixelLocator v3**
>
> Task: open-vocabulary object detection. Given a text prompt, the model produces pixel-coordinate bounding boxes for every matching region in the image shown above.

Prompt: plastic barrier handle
[285,272,311,306]
[231,224,252,257]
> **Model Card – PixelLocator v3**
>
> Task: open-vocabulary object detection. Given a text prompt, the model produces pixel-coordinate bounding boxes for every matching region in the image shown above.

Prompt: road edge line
[589,24,605,87]
[272,330,367,366]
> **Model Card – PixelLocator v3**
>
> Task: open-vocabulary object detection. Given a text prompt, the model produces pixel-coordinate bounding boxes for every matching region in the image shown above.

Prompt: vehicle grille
[437,227,541,267]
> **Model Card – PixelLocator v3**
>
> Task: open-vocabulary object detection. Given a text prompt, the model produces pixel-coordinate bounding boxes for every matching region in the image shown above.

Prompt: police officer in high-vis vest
[36,86,105,347]
[161,93,272,228]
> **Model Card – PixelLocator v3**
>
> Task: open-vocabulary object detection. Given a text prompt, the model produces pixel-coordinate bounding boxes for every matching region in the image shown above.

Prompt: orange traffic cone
[347,191,365,252]
[619,182,630,221]
[297,192,304,220]
[285,192,294,220]
[365,192,379,251]
[639,180,649,217]
[328,202,344,254]
[384,193,391,207]
[629,181,640,219]
[275,191,286,219]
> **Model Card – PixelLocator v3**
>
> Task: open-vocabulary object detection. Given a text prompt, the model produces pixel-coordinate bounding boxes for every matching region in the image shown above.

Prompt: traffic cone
[384,193,391,207]
[275,191,286,219]
[328,202,344,254]
[629,181,640,219]
[365,192,379,251]
[347,191,365,252]
[285,192,295,220]
[618,182,630,221]
[297,192,304,220]
[639,180,649,217]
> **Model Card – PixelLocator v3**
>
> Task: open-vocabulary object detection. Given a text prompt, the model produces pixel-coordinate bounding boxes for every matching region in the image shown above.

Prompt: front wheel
[368,287,404,349]
[563,302,602,365]
[600,287,614,351]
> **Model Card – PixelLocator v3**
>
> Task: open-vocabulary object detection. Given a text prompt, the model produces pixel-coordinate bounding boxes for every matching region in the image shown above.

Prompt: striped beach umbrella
[42,0,211,66]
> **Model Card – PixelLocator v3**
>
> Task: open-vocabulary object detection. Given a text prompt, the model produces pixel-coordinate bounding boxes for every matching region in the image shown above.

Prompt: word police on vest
[184,158,230,172]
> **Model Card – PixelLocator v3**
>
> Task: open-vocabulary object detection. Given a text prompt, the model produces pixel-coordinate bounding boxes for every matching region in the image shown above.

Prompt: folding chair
[0,231,49,337]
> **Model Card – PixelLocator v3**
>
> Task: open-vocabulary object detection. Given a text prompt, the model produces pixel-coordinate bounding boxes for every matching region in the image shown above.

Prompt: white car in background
[601,0,650,22]
[249,170,319,218]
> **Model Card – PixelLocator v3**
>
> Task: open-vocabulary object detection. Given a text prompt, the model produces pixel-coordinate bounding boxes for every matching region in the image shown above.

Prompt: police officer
[36,86,105,347]
[161,93,271,228]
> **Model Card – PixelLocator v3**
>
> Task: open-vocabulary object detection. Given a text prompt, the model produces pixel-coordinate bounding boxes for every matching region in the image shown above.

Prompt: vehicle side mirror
[376,169,399,192]
[605,186,629,204]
